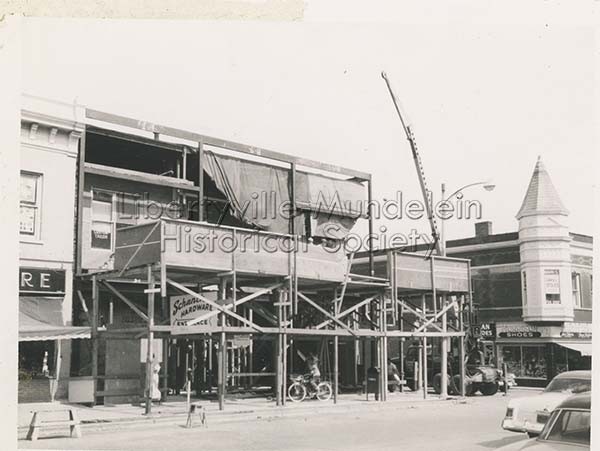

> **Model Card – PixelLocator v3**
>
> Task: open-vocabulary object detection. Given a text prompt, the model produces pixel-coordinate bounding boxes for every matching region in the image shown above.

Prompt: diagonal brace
[316,294,379,329]
[186,282,284,324]
[395,298,443,332]
[297,292,357,337]
[415,300,457,333]
[103,281,149,322]
[166,278,264,332]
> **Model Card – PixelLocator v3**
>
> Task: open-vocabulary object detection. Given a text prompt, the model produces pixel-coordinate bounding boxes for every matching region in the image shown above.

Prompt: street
[19,390,534,451]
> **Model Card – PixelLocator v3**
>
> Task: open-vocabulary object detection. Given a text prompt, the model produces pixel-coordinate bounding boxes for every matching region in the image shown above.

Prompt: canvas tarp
[203,151,365,237]
[19,296,91,342]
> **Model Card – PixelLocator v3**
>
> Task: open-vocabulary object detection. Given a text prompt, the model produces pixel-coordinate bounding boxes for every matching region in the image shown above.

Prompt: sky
[20,18,596,242]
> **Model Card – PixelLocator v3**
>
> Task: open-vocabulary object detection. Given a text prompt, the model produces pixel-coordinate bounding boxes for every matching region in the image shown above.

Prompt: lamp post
[440,181,495,256]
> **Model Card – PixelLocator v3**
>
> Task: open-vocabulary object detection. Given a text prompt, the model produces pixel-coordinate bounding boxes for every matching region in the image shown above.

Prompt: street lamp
[440,180,496,256]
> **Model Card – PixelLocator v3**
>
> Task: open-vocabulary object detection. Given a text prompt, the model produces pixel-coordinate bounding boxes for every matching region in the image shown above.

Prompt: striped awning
[19,296,91,342]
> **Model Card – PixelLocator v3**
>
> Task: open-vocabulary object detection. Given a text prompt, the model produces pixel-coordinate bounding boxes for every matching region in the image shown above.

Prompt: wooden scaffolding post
[440,295,448,398]
[380,295,388,402]
[144,265,156,415]
[198,140,205,222]
[282,289,288,407]
[218,278,227,410]
[161,262,168,402]
[421,294,428,400]
[275,289,283,406]
[91,276,99,406]
[333,335,339,404]
[459,295,466,397]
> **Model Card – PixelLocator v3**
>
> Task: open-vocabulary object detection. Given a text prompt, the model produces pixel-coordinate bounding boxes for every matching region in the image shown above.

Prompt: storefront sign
[499,331,541,339]
[479,323,496,339]
[170,294,216,327]
[560,322,593,339]
[19,268,65,295]
[496,322,554,339]
[231,334,251,348]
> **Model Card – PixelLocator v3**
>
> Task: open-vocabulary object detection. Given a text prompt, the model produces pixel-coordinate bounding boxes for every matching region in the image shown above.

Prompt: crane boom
[381,71,442,256]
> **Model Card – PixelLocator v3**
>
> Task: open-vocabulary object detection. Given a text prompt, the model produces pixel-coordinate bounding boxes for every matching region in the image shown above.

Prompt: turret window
[544,269,561,304]
[571,273,582,308]
[522,271,527,306]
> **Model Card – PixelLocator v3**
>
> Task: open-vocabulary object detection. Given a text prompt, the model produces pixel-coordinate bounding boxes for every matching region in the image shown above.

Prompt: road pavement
[19,390,536,451]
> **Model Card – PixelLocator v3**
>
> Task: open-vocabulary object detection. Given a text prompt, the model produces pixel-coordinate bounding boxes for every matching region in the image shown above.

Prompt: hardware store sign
[170,294,215,327]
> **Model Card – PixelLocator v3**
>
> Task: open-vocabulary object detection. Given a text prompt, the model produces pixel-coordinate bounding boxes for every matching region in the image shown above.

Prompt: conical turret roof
[516,156,568,219]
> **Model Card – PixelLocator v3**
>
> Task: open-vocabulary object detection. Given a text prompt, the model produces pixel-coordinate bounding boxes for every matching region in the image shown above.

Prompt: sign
[544,270,560,294]
[479,323,496,339]
[470,325,481,338]
[19,268,65,295]
[496,322,553,339]
[231,334,251,348]
[499,331,541,339]
[560,322,593,339]
[140,338,163,363]
[170,294,216,327]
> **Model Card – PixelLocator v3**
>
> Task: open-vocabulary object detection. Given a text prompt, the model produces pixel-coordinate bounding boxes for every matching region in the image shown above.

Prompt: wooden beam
[415,300,457,333]
[144,265,155,415]
[102,281,149,322]
[91,276,99,406]
[84,162,200,192]
[85,108,371,181]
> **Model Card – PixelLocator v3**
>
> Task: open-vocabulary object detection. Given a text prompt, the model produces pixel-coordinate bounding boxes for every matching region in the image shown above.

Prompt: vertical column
[198,140,205,222]
[381,295,388,402]
[333,335,339,404]
[275,289,283,406]
[459,295,466,397]
[91,276,99,407]
[421,294,428,399]
[367,178,374,277]
[218,278,226,410]
[440,295,448,398]
[145,265,155,415]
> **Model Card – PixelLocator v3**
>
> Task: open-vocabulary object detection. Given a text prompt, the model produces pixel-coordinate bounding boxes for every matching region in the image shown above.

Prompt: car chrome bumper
[502,418,544,435]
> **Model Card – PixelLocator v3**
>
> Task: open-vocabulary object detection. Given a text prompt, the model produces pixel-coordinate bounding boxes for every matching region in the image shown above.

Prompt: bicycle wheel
[316,382,332,401]
[288,382,307,402]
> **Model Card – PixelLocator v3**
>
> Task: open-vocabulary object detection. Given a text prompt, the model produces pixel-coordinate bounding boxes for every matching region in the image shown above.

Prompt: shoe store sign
[496,322,556,339]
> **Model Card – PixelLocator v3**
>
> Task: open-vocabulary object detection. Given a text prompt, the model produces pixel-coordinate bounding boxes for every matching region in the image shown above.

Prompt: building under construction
[70,108,473,411]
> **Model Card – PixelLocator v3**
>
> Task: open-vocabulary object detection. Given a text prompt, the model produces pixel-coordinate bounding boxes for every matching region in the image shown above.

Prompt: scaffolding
[74,109,472,412]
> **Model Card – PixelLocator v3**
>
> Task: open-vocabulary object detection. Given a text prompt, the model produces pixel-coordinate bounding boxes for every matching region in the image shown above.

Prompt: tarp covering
[555,341,592,357]
[19,296,91,342]
[203,151,365,237]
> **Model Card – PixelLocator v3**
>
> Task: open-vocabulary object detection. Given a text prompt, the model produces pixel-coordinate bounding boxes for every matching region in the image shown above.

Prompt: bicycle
[287,374,333,402]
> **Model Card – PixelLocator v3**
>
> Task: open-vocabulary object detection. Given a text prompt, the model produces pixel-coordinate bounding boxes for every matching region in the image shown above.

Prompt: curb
[18,396,463,438]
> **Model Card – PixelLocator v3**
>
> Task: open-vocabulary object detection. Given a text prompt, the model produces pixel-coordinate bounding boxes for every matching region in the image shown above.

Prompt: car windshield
[539,409,590,446]
[544,378,591,394]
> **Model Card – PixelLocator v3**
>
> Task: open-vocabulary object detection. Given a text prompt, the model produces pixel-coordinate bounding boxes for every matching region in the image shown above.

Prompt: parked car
[502,370,591,437]
[496,391,591,450]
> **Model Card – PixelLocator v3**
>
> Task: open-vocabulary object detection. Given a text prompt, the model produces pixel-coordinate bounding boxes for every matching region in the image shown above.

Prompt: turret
[516,156,573,322]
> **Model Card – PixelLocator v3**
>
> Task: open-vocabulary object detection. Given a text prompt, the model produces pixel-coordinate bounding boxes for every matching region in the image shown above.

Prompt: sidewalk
[18,390,462,439]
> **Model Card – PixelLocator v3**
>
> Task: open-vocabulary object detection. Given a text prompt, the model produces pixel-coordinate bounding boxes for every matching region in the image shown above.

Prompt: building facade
[18,96,88,402]
[446,158,592,387]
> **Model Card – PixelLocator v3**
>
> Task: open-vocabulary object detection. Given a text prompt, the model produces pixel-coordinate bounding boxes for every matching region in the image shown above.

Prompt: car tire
[480,382,499,396]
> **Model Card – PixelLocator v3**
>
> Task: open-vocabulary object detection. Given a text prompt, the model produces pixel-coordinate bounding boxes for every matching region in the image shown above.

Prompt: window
[91,190,140,250]
[20,172,42,239]
[543,409,590,446]
[500,345,547,379]
[572,273,582,308]
[544,269,561,304]
[522,271,527,306]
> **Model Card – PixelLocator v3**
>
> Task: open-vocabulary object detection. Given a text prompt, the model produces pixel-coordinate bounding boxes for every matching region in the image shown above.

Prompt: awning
[19,296,91,342]
[555,341,592,357]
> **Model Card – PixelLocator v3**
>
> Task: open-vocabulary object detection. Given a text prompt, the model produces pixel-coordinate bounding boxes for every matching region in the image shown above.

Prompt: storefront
[494,322,592,387]
[18,267,91,403]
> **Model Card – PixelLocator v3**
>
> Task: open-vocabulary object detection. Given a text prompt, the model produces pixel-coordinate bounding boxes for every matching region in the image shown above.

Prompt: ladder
[381,71,442,256]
